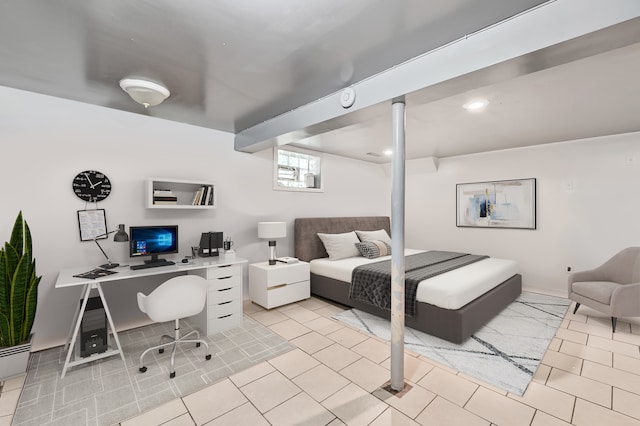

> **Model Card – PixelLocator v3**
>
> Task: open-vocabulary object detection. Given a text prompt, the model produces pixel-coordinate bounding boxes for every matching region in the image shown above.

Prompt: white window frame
[273,146,323,192]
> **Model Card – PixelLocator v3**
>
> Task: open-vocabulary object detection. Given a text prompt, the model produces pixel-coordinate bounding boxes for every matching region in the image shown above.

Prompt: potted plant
[0,211,40,379]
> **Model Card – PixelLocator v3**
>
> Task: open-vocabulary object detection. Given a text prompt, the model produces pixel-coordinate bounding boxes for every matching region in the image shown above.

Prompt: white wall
[404,132,640,296]
[0,86,389,351]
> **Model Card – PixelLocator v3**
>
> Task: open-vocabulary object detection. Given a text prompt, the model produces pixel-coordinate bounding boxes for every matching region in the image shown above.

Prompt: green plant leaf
[0,312,9,347]
[9,211,24,256]
[9,256,29,345]
[20,272,39,343]
[0,212,40,347]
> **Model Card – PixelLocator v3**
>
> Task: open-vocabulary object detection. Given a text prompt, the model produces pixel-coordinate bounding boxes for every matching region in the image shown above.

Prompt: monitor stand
[144,254,169,265]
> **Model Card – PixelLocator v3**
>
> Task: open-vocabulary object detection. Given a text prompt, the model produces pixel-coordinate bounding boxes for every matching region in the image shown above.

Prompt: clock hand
[84,173,94,187]
[90,180,103,189]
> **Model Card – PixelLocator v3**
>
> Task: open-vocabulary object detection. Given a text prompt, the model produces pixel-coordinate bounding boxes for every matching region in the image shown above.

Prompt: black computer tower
[80,296,108,358]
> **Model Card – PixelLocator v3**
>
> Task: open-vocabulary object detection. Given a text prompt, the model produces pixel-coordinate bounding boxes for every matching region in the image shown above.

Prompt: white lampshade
[258,222,286,239]
[119,78,170,108]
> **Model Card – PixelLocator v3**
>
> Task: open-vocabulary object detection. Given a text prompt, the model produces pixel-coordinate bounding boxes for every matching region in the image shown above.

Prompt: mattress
[310,249,519,310]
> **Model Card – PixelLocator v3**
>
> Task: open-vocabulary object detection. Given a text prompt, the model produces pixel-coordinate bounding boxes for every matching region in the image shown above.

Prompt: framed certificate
[77,209,108,241]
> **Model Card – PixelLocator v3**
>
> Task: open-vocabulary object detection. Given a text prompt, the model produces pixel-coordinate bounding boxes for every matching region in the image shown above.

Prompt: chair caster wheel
[159,348,164,353]
[170,372,176,379]
[196,342,201,347]
[139,366,147,373]
[206,354,211,360]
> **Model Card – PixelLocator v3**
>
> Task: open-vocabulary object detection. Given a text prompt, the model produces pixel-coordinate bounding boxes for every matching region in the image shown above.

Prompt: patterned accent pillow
[355,240,392,259]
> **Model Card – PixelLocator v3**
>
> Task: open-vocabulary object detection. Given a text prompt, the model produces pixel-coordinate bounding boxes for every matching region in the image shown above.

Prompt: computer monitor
[129,225,178,265]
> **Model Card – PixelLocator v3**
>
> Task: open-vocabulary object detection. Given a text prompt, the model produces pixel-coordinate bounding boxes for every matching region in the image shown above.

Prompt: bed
[294,216,522,343]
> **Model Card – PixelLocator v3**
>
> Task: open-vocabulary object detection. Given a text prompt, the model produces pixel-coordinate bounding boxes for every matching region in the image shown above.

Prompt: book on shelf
[203,186,212,206]
[153,196,178,202]
[154,200,178,205]
[192,189,201,205]
[190,186,214,206]
[153,189,174,195]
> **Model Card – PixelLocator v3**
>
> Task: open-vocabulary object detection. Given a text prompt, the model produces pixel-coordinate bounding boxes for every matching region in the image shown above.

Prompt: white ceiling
[0,1,638,163]
[295,41,640,162]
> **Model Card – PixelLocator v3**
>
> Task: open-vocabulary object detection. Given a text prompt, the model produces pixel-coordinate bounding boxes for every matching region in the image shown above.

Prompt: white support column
[390,99,406,391]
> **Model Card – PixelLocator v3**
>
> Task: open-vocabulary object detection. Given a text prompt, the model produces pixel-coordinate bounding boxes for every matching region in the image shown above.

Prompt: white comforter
[309,249,519,310]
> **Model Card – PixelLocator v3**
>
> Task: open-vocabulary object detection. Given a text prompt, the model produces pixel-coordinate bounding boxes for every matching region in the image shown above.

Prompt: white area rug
[333,291,570,395]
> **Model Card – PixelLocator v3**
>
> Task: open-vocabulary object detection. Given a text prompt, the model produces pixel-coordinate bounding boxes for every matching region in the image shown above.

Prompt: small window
[273,147,323,192]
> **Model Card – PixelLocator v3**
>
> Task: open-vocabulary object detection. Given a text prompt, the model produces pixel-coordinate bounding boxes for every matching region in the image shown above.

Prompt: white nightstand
[249,261,310,309]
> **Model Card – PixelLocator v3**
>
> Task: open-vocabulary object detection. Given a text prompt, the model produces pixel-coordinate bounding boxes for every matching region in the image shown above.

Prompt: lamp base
[268,241,277,265]
[99,262,119,269]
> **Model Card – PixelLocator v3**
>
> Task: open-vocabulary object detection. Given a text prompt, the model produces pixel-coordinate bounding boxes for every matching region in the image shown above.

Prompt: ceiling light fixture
[119,78,170,108]
[463,99,489,111]
[383,149,393,156]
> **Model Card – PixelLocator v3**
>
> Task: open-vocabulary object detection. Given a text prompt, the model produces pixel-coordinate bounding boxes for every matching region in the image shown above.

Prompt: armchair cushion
[571,281,620,305]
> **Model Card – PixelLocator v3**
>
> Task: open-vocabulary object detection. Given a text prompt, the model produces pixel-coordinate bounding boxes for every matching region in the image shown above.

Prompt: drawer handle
[219,301,232,305]
[267,283,287,290]
[218,314,232,319]
[217,276,233,280]
[218,287,232,292]
[218,265,232,268]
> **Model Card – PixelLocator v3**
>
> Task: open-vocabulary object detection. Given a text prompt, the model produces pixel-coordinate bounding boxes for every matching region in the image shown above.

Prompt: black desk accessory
[93,224,129,269]
[73,268,118,280]
[199,232,223,257]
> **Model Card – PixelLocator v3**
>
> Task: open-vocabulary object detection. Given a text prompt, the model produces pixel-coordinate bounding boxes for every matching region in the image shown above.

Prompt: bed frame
[294,216,522,343]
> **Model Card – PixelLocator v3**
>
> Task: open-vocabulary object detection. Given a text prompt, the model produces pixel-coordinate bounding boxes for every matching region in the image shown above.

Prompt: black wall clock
[72,170,112,202]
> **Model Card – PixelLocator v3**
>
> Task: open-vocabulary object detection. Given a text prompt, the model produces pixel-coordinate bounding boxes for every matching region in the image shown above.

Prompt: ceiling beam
[235,0,640,153]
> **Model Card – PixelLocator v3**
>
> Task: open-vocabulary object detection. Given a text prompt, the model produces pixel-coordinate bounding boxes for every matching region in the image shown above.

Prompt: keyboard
[130,261,176,270]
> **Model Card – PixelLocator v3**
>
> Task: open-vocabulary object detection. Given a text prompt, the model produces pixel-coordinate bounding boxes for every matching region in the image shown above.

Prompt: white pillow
[355,229,392,245]
[317,231,361,260]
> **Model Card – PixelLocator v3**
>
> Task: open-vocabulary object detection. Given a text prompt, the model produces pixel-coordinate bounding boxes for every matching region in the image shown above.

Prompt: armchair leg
[573,303,580,314]
[612,317,617,333]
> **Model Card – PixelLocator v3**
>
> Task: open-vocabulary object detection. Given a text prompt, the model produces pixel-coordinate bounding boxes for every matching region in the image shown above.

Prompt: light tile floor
[2,296,640,425]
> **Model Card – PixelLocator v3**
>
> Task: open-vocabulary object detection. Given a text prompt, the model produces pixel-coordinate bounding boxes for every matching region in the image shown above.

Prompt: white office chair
[137,275,211,378]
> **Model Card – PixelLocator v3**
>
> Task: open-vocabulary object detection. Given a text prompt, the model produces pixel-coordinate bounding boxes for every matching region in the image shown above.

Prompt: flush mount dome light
[119,78,170,108]
[463,99,489,111]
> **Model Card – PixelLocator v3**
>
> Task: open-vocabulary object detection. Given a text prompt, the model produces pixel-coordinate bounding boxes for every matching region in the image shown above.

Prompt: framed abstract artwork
[456,178,536,229]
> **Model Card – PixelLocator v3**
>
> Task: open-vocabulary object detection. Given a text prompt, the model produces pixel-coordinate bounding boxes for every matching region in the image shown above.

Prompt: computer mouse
[181,258,189,263]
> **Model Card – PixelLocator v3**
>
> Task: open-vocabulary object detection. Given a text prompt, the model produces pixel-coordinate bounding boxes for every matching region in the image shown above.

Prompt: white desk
[55,256,247,378]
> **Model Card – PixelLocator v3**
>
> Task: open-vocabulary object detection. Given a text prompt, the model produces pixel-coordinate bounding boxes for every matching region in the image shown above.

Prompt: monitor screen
[129,225,178,262]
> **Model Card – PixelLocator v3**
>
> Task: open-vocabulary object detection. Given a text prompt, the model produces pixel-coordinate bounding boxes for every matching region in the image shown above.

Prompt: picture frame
[77,209,108,241]
[456,178,536,229]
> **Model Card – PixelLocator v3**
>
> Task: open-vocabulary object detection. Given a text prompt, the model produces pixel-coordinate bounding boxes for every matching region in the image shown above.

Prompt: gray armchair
[568,247,640,332]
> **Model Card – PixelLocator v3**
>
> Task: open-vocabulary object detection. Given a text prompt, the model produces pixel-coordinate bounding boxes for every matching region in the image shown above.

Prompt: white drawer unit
[249,261,310,309]
[204,262,244,334]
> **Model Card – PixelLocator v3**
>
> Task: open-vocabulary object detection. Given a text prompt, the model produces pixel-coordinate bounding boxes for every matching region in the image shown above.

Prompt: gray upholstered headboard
[294,216,391,262]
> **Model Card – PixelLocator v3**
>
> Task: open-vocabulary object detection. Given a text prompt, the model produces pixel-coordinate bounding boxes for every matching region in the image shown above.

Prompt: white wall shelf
[146,178,216,209]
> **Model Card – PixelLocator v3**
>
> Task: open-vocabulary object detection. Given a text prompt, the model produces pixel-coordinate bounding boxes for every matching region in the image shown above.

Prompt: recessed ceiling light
[463,99,489,111]
[383,149,393,156]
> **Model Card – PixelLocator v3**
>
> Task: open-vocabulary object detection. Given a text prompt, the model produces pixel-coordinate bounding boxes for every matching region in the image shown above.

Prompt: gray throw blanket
[348,251,488,317]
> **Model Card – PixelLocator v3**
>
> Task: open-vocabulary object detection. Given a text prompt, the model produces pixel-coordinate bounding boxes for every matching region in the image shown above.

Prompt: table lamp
[95,224,129,269]
[258,222,286,265]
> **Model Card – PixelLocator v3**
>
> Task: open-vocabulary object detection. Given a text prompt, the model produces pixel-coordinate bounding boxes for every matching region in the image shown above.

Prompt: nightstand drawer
[262,280,310,309]
[206,264,242,280]
[263,265,309,288]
